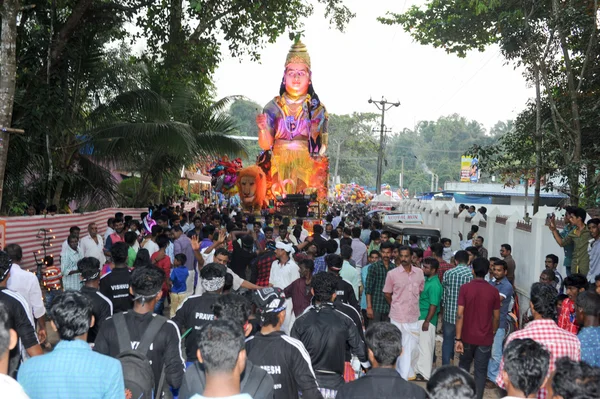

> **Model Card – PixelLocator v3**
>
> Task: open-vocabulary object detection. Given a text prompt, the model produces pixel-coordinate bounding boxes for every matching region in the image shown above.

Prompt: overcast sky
[213,0,534,133]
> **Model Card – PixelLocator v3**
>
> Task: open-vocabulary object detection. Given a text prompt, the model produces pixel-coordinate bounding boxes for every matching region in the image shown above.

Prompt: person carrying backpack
[94,265,185,398]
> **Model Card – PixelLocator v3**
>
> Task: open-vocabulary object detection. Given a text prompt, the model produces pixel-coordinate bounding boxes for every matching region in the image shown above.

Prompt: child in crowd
[441,238,453,263]
[170,254,189,317]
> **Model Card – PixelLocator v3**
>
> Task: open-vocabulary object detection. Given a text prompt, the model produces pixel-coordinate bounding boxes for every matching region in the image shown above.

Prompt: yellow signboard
[461,156,479,183]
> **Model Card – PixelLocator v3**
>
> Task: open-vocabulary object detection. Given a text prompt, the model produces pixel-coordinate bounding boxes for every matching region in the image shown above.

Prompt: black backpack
[113,312,169,399]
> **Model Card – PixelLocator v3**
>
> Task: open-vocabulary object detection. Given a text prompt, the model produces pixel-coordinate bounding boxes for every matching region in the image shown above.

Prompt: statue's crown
[285,40,311,69]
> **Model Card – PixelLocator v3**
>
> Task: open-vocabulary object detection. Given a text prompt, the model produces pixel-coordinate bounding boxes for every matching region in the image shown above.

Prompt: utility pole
[399,157,404,189]
[368,97,400,194]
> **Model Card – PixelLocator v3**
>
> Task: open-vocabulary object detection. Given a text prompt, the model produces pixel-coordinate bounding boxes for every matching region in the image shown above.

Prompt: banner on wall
[460,156,480,183]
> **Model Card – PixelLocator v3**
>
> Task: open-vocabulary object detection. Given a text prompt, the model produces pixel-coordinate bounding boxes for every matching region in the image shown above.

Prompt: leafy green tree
[328,113,379,187]
[382,114,499,193]
[0,0,355,211]
[379,0,600,207]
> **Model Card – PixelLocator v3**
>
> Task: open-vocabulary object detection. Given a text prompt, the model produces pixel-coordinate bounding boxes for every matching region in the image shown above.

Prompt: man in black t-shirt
[247,288,322,399]
[0,251,42,377]
[99,242,132,313]
[172,263,224,366]
[229,231,257,280]
[94,265,185,394]
[77,257,112,343]
[336,323,427,399]
[325,254,360,312]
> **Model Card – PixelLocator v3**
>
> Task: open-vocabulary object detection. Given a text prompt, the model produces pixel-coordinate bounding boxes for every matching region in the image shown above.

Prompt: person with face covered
[172,263,225,368]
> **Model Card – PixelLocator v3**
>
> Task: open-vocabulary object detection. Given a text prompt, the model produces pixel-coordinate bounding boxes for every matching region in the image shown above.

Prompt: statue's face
[240,175,257,204]
[284,63,310,97]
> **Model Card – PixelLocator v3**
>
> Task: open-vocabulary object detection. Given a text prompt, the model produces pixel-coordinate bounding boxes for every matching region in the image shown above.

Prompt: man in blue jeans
[487,259,513,384]
[441,250,472,365]
[455,258,500,399]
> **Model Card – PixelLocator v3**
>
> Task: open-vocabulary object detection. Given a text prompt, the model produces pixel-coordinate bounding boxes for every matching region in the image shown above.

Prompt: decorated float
[235,39,330,215]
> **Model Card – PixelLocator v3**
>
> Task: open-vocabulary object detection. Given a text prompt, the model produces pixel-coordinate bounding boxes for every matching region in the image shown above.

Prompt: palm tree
[84,87,247,207]
[5,74,246,211]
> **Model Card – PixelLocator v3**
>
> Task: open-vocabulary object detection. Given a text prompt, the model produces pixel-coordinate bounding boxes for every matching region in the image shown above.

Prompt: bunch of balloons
[209,156,243,195]
[334,183,372,203]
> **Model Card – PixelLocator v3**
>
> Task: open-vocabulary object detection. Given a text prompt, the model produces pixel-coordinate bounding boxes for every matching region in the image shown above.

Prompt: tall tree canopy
[0,0,355,212]
[379,0,600,206]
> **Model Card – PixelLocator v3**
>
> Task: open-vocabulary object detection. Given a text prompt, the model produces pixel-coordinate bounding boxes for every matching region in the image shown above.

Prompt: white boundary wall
[396,200,574,320]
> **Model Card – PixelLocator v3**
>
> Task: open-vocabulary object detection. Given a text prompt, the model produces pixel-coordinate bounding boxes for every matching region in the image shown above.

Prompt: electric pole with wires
[368,97,400,194]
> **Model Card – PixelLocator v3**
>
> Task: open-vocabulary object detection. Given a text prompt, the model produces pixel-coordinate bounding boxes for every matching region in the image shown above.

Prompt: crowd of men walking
[0,203,599,399]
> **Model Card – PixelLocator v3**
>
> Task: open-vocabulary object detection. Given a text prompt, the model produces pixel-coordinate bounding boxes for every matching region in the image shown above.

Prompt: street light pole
[368,97,400,194]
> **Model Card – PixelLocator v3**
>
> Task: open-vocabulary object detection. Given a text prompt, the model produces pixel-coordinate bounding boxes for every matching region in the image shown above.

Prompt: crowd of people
[0,202,599,399]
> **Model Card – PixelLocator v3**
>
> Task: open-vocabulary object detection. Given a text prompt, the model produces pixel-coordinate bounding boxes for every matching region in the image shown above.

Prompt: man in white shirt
[269,242,299,333]
[332,212,342,229]
[458,231,474,250]
[142,225,161,257]
[79,223,106,265]
[5,244,46,344]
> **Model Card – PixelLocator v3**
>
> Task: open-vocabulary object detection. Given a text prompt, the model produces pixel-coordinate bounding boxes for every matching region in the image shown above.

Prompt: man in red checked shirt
[559,274,589,334]
[496,283,580,399]
[252,241,278,287]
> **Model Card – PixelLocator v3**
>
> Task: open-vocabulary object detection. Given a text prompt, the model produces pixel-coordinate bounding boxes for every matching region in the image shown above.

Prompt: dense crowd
[0,203,599,399]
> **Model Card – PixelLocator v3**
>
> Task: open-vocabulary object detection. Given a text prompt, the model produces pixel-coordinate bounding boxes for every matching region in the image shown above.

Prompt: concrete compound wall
[396,200,574,321]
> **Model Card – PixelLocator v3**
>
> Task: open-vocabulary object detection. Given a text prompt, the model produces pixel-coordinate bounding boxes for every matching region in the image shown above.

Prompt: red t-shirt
[151,252,171,297]
[458,279,501,346]
[558,297,579,334]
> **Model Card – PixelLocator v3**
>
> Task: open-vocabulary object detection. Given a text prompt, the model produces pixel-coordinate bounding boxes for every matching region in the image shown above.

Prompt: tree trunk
[0,0,20,210]
[533,63,542,214]
[52,178,65,207]
[166,0,183,68]
[584,162,595,207]
[552,0,583,206]
[135,173,152,206]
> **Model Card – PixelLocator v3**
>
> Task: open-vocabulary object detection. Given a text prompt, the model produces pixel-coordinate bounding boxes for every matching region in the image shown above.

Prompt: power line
[434,49,501,115]
[391,145,465,153]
